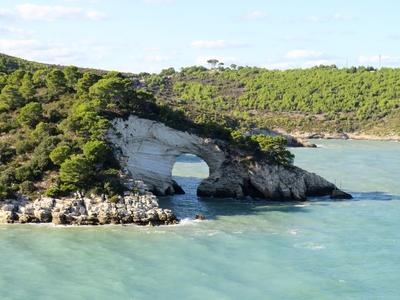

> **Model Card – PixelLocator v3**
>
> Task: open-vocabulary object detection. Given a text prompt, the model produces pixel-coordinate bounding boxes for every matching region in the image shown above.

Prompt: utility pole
[379,54,382,69]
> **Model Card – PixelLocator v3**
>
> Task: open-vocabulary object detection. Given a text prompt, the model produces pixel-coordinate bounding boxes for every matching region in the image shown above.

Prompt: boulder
[330,189,353,200]
[195,214,206,220]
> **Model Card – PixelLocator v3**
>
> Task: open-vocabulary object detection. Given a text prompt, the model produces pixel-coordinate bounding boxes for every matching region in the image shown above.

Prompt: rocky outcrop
[108,116,351,200]
[0,191,177,225]
[245,128,316,148]
[197,161,338,201]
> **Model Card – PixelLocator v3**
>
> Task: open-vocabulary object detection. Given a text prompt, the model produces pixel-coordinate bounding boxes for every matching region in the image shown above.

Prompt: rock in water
[172,180,185,195]
[195,214,206,220]
[108,116,348,200]
[330,189,353,200]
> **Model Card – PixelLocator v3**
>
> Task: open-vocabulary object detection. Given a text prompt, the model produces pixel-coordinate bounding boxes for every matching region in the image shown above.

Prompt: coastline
[291,132,400,142]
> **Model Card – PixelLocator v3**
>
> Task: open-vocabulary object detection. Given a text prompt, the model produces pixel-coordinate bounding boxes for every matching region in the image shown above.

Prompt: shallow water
[1,140,399,300]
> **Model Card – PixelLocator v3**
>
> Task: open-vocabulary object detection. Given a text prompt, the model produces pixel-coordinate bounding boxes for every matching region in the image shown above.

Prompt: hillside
[139,65,400,138]
[0,53,292,201]
[1,53,398,201]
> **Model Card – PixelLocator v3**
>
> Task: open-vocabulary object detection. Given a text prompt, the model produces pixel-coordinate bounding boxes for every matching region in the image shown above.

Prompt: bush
[82,140,108,162]
[59,154,93,191]
[250,135,294,166]
[31,122,51,140]
[76,72,101,98]
[15,139,35,155]
[19,73,35,100]
[0,85,25,111]
[0,142,16,164]
[45,69,67,96]
[15,165,35,182]
[45,184,62,198]
[19,180,36,194]
[49,145,72,166]
[30,136,59,171]
[0,183,12,199]
[17,102,43,127]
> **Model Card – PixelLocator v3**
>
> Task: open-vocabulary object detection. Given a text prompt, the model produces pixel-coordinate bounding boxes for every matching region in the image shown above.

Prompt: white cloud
[0,26,31,36]
[307,16,323,23]
[333,13,352,21]
[264,61,295,70]
[387,34,400,40]
[307,13,352,23]
[265,55,337,70]
[285,49,323,59]
[242,10,266,20]
[0,39,38,51]
[191,40,247,49]
[0,38,110,66]
[0,8,12,18]
[143,55,171,62]
[15,3,106,21]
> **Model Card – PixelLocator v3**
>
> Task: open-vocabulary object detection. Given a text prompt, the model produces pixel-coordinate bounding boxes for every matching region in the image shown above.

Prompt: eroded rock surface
[0,192,177,225]
[108,116,350,200]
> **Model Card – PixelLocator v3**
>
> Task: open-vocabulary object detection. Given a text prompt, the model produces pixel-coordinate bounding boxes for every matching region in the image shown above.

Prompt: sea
[0,139,399,300]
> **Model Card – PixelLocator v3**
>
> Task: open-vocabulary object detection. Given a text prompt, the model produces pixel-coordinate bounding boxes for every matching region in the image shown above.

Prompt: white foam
[295,242,326,250]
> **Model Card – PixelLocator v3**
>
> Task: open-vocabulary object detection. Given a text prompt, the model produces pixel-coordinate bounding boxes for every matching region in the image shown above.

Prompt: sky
[0,0,399,73]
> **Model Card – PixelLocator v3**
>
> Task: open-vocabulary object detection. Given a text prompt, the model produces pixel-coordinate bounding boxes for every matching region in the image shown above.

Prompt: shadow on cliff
[159,194,313,221]
[159,176,399,220]
[159,176,313,220]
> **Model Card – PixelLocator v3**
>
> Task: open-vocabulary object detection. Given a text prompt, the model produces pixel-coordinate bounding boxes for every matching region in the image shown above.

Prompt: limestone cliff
[107,116,351,200]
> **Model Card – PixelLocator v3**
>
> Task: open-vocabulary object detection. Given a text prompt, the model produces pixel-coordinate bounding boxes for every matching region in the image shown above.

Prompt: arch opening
[171,154,210,195]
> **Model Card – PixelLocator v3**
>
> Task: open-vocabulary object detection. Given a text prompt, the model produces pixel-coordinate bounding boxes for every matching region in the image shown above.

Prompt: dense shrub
[59,155,93,191]
[49,145,72,166]
[82,140,108,162]
[17,102,43,127]
[250,135,294,166]
[0,142,16,164]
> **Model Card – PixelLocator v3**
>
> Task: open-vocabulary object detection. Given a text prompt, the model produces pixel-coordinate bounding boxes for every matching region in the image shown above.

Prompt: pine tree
[19,73,35,100]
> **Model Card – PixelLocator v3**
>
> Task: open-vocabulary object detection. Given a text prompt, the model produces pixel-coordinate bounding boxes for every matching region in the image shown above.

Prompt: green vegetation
[2,54,287,200]
[141,65,400,136]
[2,53,399,200]
[0,54,147,200]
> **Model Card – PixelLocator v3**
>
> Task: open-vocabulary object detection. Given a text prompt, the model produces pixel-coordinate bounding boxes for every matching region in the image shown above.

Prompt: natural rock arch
[107,116,225,195]
[108,116,349,200]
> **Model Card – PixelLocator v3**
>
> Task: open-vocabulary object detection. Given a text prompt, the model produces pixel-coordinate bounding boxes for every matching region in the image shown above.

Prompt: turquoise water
[1,140,399,300]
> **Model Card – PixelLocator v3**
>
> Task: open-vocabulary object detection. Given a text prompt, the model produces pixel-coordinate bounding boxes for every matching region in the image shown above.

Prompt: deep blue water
[0,140,399,300]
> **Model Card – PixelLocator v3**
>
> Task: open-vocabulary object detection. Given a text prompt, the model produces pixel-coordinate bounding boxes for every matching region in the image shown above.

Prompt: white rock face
[108,116,225,195]
[107,115,350,201]
[0,191,178,225]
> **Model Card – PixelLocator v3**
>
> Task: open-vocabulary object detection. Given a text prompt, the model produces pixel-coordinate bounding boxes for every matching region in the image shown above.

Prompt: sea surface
[0,140,399,300]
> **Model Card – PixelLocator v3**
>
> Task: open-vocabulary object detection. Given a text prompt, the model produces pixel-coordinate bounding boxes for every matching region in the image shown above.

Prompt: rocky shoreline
[291,132,400,142]
[0,182,178,226]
